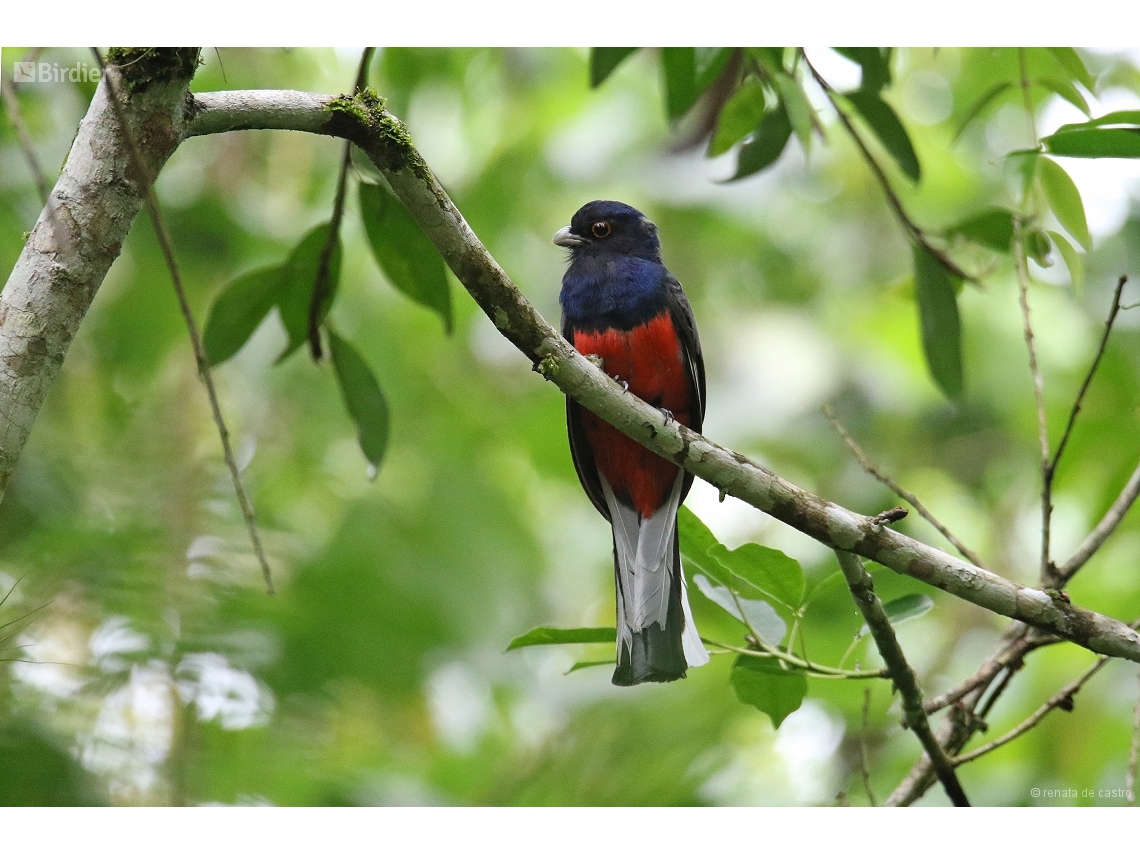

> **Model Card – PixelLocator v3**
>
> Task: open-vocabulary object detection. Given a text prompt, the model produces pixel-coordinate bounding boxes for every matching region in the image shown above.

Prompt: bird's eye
[591,221,612,239]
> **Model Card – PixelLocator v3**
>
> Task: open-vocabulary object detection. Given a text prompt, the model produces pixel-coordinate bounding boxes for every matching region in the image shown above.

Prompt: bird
[553,200,710,686]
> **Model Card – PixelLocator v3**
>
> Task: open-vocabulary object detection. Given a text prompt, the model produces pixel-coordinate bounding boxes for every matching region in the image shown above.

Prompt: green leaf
[1047,47,1095,92]
[1004,149,1039,206]
[275,223,342,363]
[350,143,384,184]
[947,208,1014,253]
[708,77,768,157]
[1055,110,1140,129]
[857,593,934,638]
[662,47,698,121]
[1038,157,1092,251]
[726,103,792,181]
[203,266,282,366]
[746,47,786,74]
[730,656,807,728]
[709,542,805,608]
[775,71,815,152]
[695,47,732,93]
[1035,77,1090,117]
[1027,229,1053,266]
[834,47,892,93]
[677,505,721,571]
[913,244,963,399]
[1043,127,1140,158]
[505,626,616,651]
[359,181,453,333]
[845,90,921,182]
[1048,229,1084,295]
[328,329,391,469]
[953,81,1012,143]
[693,574,787,645]
[589,48,638,88]
[566,659,612,674]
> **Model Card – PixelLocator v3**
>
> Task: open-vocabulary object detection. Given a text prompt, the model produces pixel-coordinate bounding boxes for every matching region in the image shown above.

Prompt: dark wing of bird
[563,315,611,521]
[663,272,705,502]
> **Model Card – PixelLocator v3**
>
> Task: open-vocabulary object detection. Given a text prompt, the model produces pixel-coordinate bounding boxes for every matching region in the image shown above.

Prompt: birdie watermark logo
[13,61,102,85]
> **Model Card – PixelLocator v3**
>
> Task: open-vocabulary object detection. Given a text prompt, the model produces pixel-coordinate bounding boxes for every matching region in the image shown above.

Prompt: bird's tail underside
[602,474,709,686]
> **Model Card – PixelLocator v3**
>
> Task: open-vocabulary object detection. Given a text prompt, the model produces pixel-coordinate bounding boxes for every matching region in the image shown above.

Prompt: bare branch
[804,57,972,283]
[859,686,877,806]
[953,655,1111,766]
[92,50,274,595]
[1048,276,1129,485]
[1,69,53,206]
[924,626,1057,713]
[1058,458,1140,584]
[835,551,970,806]
[823,403,985,567]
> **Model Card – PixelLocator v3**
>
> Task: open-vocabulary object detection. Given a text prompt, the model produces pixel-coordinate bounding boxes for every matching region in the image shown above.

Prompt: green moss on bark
[327,88,429,181]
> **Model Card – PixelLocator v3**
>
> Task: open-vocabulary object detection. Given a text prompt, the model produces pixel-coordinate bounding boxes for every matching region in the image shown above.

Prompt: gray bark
[0,62,196,496]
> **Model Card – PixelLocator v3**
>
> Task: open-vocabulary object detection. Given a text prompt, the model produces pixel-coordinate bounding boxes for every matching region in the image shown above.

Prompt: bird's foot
[659,408,674,425]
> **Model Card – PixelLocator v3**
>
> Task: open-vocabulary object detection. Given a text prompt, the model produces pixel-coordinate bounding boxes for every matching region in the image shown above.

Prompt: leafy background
[2,46,1140,806]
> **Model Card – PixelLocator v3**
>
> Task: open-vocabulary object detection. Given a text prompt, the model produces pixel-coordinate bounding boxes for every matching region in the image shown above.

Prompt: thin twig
[707,639,888,680]
[823,403,986,567]
[1047,277,1129,486]
[91,49,275,595]
[804,57,972,283]
[1,60,73,253]
[308,46,374,360]
[1127,671,1139,807]
[953,655,1110,766]
[1058,455,1140,584]
[1,75,52,205]
[1012,219,1053,584]
[834,550,970,806]
[859,687,877,806]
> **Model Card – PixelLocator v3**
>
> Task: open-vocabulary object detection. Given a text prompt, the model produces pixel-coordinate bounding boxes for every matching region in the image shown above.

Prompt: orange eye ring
[591,221,612,238]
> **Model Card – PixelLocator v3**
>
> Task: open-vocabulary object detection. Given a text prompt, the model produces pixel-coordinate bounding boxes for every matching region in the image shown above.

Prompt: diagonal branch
[834,550,969,806]
[180,89,1140,666]
[804,57,972,283]
[1057,458,1140,584]
[822,403,985,568]
[1048,276,1128,486]
[953,653,1111,767]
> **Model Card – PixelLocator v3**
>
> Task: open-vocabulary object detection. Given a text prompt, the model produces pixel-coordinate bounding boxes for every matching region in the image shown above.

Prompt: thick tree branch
[180,89,1140,666]
[0,50,199,501]
[835,550,970,806]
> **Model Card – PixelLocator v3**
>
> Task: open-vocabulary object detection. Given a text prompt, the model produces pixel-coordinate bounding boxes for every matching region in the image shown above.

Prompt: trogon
[554,200,709,686]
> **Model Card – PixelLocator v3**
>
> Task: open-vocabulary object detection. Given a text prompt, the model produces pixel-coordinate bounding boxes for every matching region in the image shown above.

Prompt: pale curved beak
[552,225,586,248]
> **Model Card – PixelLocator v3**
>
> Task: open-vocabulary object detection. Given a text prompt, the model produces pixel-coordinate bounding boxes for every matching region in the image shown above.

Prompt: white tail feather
[680,571,710,667]
[599,472,707,669]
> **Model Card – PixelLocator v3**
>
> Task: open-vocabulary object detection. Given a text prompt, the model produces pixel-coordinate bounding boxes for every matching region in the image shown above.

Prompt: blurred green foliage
[2,46,1140,806]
